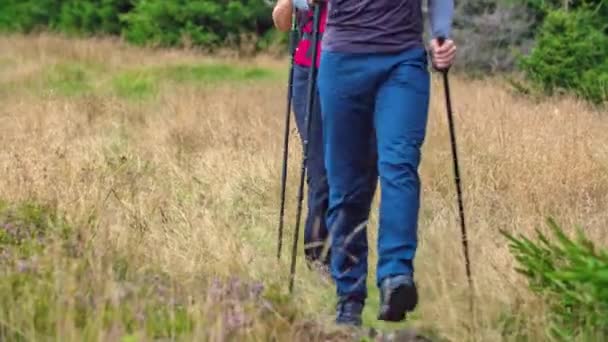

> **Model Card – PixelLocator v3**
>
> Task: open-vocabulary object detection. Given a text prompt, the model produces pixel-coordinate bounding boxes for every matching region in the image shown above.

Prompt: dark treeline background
[0,0,606,103]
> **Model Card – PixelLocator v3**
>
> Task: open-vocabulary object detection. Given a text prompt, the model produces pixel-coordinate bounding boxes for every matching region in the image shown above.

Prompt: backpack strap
[302,31,323,42]
[297,2,326,39]
[304,31,324,59]
[301,3,326,60]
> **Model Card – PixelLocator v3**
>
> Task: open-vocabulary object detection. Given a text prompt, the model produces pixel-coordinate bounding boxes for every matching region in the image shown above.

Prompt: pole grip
[435,36,450,74]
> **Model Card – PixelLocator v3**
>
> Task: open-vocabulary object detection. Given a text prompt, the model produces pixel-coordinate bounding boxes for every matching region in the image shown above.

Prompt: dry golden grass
[1,33,607,341]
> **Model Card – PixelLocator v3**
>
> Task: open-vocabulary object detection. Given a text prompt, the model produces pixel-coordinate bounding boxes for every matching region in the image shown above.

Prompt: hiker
[272,0,330,269]
[312,0,458,326]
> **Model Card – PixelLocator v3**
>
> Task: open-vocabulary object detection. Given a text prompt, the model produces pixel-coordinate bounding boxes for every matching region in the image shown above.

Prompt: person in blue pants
[272,0,331,270]
[313,0,458,326]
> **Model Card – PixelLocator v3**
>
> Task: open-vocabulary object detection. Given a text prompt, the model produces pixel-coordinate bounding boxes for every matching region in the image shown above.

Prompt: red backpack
[294,3,327,68]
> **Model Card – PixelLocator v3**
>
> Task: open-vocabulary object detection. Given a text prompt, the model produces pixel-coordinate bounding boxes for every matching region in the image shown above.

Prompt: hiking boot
[335,298,364,326]
[377,274,418,322]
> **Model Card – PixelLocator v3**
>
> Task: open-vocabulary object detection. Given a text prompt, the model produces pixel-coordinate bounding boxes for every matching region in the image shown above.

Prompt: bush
[0,0,276,51]
[518,9,608,103]
[502,218,608,340]
[442,0,608,77]
[55,0,134,35]
[120,0,272,51]
[0,0,62,33]
[0,0,133,35]
[578,62,608,103]
[519,0,608,23]
[120,0,223,48]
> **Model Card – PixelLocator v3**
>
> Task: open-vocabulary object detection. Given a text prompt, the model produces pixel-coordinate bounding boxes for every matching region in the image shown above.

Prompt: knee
[327,177,376,219]
[306,152,328,183]
[378,141,422,185]
[308,173,329,201]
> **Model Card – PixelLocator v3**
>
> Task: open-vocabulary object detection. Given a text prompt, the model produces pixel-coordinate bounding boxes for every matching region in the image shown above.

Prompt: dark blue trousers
[291,63,330,265]
[317,47,431,301]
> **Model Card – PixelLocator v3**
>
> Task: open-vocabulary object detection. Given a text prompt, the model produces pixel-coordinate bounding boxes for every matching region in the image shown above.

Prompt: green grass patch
[0,200,71,258]
[0,57,15,74]
[0,197,337,340]
[0,199,197,340]
[0,200,71,339]
[163,63,276,83]
[112,70,159,100]
[8,61,276,100]
[2,61,107,98]
[110,62,277,100]
[44,63,95,96]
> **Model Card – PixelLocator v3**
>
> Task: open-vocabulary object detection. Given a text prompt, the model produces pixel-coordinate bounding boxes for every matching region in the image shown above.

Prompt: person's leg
[290,64,330,266]
[317,50,381,315]
[303,89,331,266]
[373,47,430,321]
[290,64,309,163]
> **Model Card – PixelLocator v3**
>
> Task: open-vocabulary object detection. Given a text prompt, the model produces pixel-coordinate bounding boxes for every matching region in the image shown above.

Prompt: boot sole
[377,284,418,322]
[335,317,362,327]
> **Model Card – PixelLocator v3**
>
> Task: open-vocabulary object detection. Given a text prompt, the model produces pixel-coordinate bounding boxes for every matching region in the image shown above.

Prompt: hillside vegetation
[1,34,607,341]
[1,0,607,103]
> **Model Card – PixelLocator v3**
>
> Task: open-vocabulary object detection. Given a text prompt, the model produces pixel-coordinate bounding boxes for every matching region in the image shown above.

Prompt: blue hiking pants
[317,47,430,301]
[291,63,330,265]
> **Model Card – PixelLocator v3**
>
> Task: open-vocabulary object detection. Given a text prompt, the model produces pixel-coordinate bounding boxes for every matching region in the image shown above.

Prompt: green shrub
[502,218,608,340]
[0,0,133,35]
[0,0,62,33]
[518,9,608,103]
[578,61,608,104]
[55,0,134,35]
[120,0,272,50]
[508,0,608,29]
[0,0,276,51]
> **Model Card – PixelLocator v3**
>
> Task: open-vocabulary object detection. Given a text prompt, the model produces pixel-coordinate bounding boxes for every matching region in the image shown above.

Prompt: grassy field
[1,34,607,341]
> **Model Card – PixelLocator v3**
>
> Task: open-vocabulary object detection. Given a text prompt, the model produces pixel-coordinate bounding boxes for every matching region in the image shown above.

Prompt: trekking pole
[277,6,300,260]
[289,2,322,293]
[436,37,474,305]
